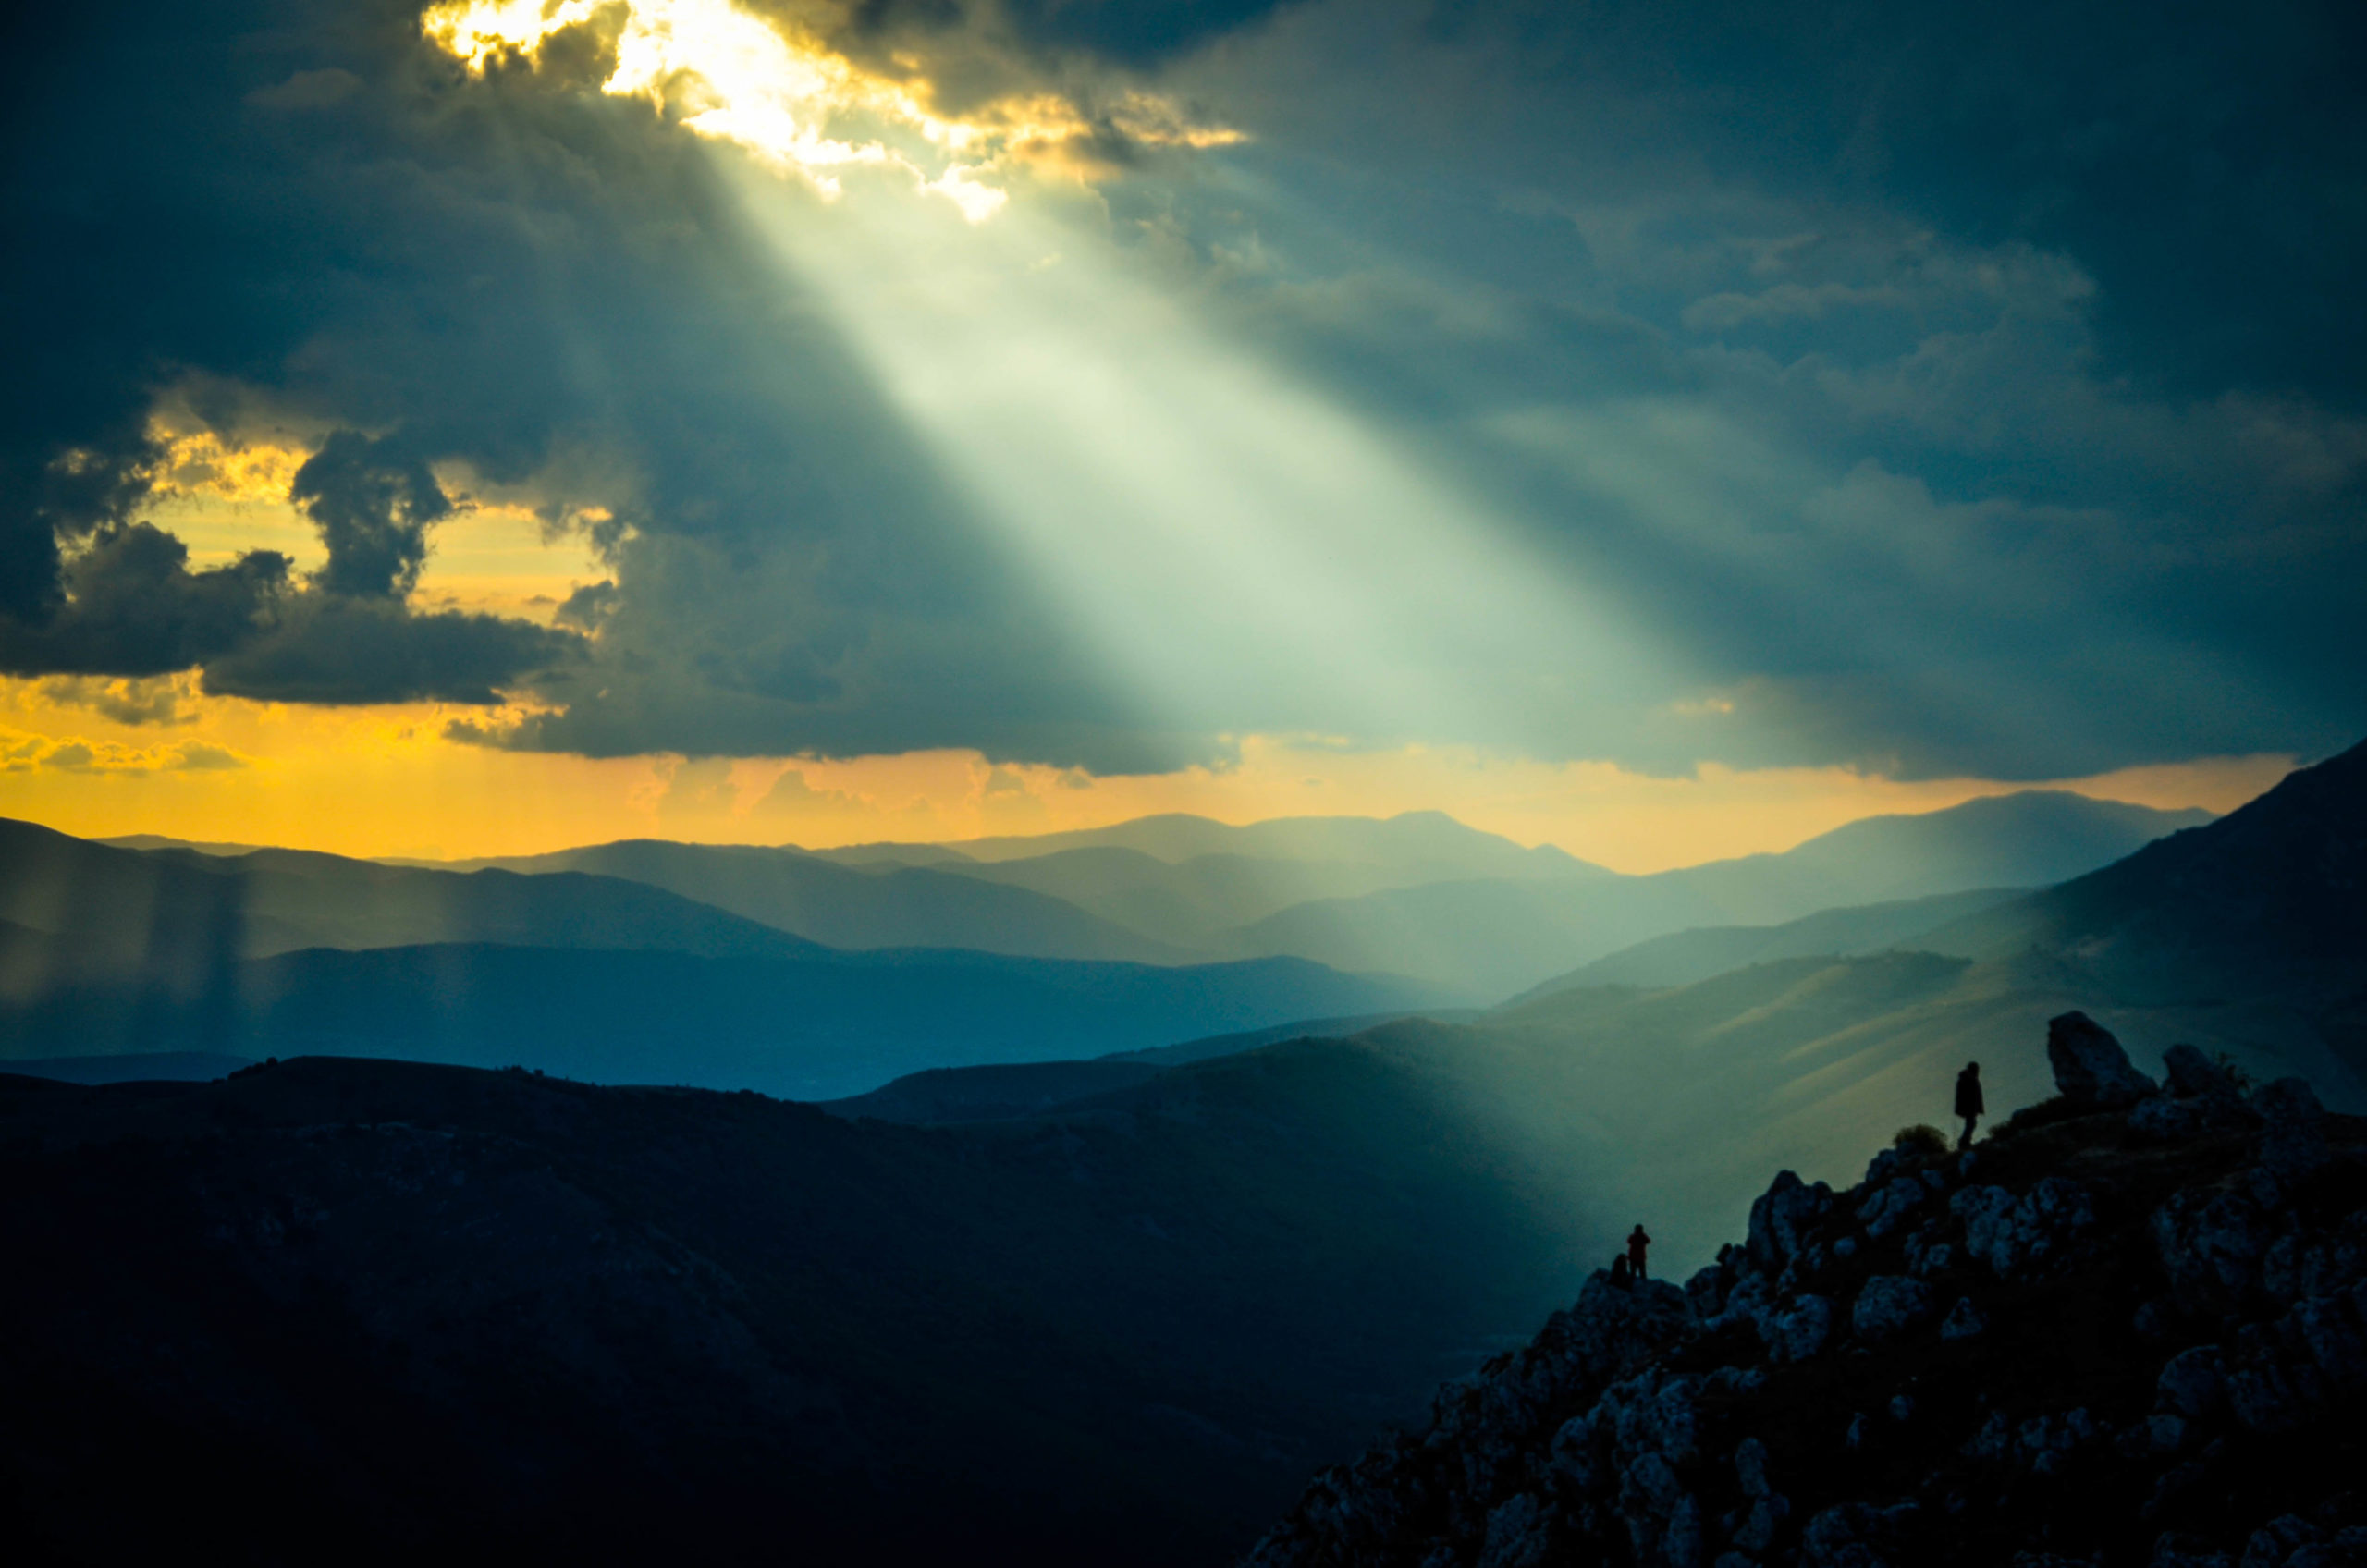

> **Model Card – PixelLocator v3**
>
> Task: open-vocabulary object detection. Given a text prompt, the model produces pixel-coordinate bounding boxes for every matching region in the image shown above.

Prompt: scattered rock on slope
[1246,1013,2367,1568]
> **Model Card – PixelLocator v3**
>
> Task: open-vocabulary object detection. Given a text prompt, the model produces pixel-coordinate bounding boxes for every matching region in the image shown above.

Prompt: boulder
[1748,1171,1834,1273]
[1941,1297,1987,1341]
[1734,1436,1772,1499]
[2047,1011,2158,1109]
[1799,1500,1918,1568]
[1953,1178,2098,1279]
[2132,1093,2256,1143]
[1476,1492,1553,1568]
[2252,1079,2330,1178]
[2154,1189,2274,1315]
[1755,1295,1834,1364]
[1852,1276,1936,1345]
[2156,1346,2228,1420]
[1858,1176,1932,1240]
[2162,1044,2241,1101]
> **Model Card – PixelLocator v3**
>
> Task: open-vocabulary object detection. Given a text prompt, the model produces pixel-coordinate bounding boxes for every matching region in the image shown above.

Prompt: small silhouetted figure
[1956,1061,1985,1150]
[1609,1254,1633,1290]
[1627,1224,1651,1280]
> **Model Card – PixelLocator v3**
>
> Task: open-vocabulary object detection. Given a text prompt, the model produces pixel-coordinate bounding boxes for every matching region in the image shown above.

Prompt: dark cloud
[0,524,290,678]
[1,0,2360,778]
[554,580,619,630]
[202,594,581,706]
[291,430,451,598]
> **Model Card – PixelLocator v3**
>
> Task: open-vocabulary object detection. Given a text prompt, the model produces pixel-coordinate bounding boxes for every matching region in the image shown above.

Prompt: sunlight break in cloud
[423,0,1239,222]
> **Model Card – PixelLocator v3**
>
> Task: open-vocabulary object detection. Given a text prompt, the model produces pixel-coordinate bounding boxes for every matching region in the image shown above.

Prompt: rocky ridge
[1245,1013,2367,1568]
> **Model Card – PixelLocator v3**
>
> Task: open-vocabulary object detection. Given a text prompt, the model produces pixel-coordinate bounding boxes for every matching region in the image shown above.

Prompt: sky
[1,0,2360,869]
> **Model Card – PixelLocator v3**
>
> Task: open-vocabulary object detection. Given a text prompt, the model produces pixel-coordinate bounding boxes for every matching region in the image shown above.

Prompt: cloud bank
[0,0,2360,779]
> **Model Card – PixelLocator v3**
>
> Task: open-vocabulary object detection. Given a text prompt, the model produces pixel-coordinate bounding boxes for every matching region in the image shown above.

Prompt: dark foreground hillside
[0,1047,1586,1566]
[1248,1015,2367,1567]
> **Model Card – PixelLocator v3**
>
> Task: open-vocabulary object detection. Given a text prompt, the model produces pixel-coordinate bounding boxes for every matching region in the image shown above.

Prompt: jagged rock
[2289,1285,2367,1389]
[2017,1408,2103,1476]
[2116,1412,2189,1458]
[1748,1171,1834,1273]
[1963,1410,2013,1460]
[1799,1500,1919,1567]
[1476,1492,1552,1568]
[2151,1535,2235,1567]
[1903,1219,1955,1278]
[2135,1094,2258,1143]
[2225,1321,2324,1433]
[1666,1493,1708,1568]
[2240,1515,2325,1568]
[1755,1294,1834,1364]
[1597,1367,1705,1468]
[1712,1271,1773,1333]
[1245,1013,2367,1568]
[1858,1175,1932,1240]
[2157,1346,2229,1419]
[1953,1178,2098,1279]
[1734,1437,1771,1498]
[2264,1213,2367,1302]
[2155,1188,2275,1315]
[1852,1276,1936,1345]
[1687,1264,1728,1320]
[2254,1080,2331,1178]
[2164,1045,2242,1101]
[2049,1011,2160,1108]
[1733,1491,1789,1552]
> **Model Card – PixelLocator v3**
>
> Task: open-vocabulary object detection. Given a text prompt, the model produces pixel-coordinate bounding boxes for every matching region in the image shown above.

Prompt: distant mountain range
[823,741,2367,1265]
[3,788,2214,1092]
[393,790,2206,998]
[1183,792,2212,996]
[0,744,2357,1563]
[0,821,1445,1096]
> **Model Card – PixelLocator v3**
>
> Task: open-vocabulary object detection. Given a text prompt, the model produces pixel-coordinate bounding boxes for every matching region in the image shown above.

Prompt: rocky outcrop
[1246,1018,2366,1568]
[2046,1009,2160,1109]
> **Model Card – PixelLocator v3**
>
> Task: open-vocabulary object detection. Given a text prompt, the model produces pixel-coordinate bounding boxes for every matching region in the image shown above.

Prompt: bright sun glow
[423,0,1239,221]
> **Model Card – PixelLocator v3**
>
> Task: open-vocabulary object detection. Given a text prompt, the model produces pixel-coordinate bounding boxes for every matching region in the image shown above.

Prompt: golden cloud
[422,0,1240,219]
[0,727,248,774]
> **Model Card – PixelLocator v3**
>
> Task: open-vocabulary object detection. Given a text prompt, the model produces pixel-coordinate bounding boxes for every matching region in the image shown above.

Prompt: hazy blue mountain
[819,1058,1171,1123]
[1210,791,2214,998]
[820,1009,1482,1124]
[0,939,1451,1099]
[1512,886,2028,998]
[96,833,273,856]
[1919,739,2367,1014]
[427,839,1189,963]
[0,818,828,986]
[362,796,2202,987]
[1660,790,2216,925]
[929,843,1583,951]
[934,809,1605,876]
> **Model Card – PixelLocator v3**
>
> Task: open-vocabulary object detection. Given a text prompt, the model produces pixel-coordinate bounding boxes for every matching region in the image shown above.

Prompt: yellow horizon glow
[0,677,2292,869]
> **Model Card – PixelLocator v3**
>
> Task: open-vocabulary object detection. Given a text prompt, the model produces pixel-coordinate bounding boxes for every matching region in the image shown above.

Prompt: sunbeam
[732,168,1684,753]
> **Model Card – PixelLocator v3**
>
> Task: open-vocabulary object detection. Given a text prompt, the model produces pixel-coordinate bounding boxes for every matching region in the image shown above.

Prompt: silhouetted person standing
[1956,1061,1985,1150]
[1627,1224,1651,1280]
